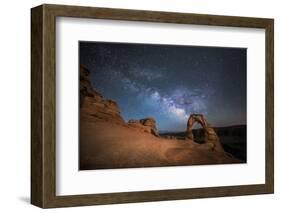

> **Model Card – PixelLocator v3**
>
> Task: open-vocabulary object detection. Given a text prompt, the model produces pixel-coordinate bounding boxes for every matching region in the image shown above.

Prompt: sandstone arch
[186,114,223,152]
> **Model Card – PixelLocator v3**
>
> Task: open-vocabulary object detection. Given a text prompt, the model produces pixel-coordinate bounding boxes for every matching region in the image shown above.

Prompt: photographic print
[31,5,274,207]
[79,41,247,170]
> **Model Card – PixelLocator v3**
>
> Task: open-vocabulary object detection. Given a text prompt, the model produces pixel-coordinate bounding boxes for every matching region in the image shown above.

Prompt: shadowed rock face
[186,114,224,152]
[80,65,125,125]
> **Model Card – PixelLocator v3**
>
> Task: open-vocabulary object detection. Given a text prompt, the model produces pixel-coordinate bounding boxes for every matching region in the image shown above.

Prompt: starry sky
[79,41,246,131]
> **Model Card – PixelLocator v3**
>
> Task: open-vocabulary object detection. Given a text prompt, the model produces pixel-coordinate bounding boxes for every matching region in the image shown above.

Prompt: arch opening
[186,114,224,151]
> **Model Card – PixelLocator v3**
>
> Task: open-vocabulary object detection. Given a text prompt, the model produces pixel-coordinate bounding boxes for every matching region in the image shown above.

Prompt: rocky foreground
[79,65,241,170]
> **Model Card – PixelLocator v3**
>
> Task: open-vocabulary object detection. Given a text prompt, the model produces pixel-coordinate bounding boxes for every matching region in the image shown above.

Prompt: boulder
[128,118,158,136]
[140,118,158,135]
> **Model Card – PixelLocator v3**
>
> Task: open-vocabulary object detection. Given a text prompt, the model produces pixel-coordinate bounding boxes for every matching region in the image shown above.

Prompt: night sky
[79,42,246,131]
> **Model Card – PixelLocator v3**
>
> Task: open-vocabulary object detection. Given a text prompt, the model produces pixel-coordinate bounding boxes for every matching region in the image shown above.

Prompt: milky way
[79,42,246,131]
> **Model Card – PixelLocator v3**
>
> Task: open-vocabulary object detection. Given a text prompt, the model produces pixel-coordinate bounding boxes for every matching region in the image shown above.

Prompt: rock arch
[186,114,223,152]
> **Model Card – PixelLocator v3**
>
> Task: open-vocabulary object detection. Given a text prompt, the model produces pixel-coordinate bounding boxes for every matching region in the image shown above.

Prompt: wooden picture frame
[31,4,274,208]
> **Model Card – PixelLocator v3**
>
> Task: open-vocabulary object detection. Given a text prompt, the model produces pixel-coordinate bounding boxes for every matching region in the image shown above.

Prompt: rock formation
[80,65,160,136]
[80,65,125,124]
[186,114,224,151]
[79,65,242,170]
[128,118,158,136]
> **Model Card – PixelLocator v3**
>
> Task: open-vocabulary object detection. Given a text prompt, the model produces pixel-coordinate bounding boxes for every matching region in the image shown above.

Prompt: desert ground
[79,117,241,170]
